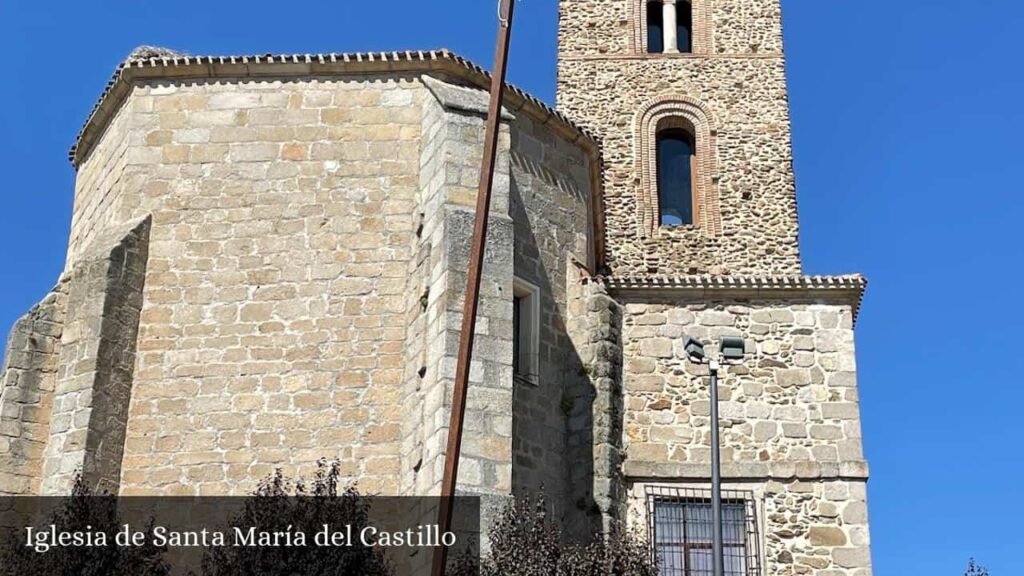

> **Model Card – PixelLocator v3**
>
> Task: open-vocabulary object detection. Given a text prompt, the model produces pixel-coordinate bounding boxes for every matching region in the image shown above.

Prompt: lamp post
[683,335,747,576]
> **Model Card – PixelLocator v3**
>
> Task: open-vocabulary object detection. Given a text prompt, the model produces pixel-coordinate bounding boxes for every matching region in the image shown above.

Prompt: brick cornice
[590,274,868,321]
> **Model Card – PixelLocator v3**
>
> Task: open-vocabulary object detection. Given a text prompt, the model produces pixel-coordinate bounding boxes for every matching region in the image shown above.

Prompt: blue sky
[1,0,1021,573]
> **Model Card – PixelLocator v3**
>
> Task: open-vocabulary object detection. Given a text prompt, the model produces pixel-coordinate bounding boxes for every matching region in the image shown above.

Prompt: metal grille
[646,486,762,576]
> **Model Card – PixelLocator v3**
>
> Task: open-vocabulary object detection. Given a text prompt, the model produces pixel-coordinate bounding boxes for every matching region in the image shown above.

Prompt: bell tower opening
[645,0,693,54]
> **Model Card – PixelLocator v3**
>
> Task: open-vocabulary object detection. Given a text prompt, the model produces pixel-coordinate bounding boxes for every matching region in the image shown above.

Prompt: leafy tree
[454,492,658,576]
[0,475,170,576]
[965,558,990,576]
[196,459,392,576]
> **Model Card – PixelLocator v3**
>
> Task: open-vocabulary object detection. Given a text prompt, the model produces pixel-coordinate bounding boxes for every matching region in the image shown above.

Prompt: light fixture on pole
[683,334,747,576]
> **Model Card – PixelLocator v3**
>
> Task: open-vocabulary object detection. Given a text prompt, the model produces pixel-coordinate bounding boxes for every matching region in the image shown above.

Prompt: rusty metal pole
[431,1,516,575]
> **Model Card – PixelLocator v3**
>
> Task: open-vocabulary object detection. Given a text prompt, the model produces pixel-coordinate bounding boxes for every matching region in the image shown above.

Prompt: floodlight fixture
[719,337,746,362]
[683,335,705,362]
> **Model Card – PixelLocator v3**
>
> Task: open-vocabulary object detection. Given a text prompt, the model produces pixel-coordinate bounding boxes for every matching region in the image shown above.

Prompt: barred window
[647,487,762,576]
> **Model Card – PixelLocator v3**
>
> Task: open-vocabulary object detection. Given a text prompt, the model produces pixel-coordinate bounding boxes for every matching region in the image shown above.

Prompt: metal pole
[709,361,724,576]
[431,1,516,575]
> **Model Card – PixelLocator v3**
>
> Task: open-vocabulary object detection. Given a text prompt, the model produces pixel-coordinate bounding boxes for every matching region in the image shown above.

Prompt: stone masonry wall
[619,296,871,575]
[398,85,450,496]
[97,75,425,495]
[627,478,872,575]
[40,217,151,495]
[508,110,593,518]
[564,279,625,537]
[621,300,864,473]
[67,95,138,267]
[0,283,68,495]
[18,68,597,503]
[557,0,801,276]
[558,0,786,57]
[400,77,517,500]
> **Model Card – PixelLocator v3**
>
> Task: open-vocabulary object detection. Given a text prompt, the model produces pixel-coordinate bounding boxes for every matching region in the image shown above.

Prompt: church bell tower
[557,0,802,277]
[557,2,874,575]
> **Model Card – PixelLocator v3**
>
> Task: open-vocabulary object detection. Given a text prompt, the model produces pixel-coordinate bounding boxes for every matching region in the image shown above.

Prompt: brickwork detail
[558,0,801,276]
[635,95,721,238]
[631,0,713,55]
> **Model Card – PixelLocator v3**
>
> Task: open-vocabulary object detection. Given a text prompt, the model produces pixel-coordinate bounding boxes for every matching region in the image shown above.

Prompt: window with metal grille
[646,487,762,576]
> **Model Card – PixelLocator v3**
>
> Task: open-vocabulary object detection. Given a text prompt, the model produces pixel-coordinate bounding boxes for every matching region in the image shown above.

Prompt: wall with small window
[512,278,540,384]
[622,477,872,573]
[618,297,872,573]
[507,111,595,526]
[557,0,802,276]
[628,479,871,576]
[636,95,721,238]
[644,486,764,576]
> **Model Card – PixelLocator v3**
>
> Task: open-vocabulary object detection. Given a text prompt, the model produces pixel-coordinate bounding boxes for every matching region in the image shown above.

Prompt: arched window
[656,128,697,226]
[678,0,693,53]
[637,0,706,55]
[646,1,664,54]
[637,97,720,237]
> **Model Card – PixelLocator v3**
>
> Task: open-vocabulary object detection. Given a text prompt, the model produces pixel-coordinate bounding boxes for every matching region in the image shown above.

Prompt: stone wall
[11,63,596,502]
[564,279,625,537]
[617,295,871,575]
[620,299,864,475]
[627,478,872,575]
[508,110,593,518]
[0,283,67,495]
[67,96,139,266]
[399,76,517,500]
[556,0,786,56]
[100,75,426,495]
[40,217,151,495]
[557,0,801,276]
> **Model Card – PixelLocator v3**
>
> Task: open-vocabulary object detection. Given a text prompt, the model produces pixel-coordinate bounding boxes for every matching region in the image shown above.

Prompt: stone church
[0,0,872,573]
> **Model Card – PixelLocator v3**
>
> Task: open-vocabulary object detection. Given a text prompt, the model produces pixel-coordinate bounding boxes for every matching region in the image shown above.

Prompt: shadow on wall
[509,152,621,541]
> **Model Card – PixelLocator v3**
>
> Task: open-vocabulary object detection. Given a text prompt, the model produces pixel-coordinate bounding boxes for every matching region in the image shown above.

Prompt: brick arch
[634,95,721,237]
[631,0,713,55]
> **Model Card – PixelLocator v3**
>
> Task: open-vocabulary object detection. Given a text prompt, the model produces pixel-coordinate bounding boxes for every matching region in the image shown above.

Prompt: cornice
[69,48,601,169]
[590,274,868,321]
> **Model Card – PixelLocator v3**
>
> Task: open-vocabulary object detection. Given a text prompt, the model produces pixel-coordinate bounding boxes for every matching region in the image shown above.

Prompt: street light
[719,336,745,361]
[683,335,747,576]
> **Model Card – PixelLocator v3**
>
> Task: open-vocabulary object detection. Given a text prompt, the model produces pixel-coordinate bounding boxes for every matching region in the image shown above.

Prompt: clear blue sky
[1,1,1021,573]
